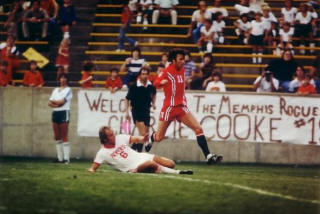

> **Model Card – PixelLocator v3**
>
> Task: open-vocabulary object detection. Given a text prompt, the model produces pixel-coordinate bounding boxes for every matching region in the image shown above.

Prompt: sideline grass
[0,157,319,214]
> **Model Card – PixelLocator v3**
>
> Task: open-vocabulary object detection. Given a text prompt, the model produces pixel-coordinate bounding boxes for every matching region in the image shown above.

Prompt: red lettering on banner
[200,116,216,140]
[216,114,231,139]
[119,99,126,113]
[233,104,240,114]
[101,99,108,113]
[85,92,102,111]
[110,100,117,113]
[254,116,265,141]
[203,104,216,114]
[219,96,231,114]
[270,118,282,143]
[194,95,205,113]
[233,114,251,140]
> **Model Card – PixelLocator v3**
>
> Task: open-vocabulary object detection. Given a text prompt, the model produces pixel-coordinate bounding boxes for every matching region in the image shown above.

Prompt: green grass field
[0,157,320,214]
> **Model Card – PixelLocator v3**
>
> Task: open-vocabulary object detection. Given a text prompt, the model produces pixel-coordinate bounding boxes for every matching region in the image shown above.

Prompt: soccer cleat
[52,159,64,163]
[206,154,223,165]
[145,132,155,152]
[179,170,193,175]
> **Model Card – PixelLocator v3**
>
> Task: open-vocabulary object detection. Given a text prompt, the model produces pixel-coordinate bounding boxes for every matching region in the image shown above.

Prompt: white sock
[252,53,256,64]
[160,166,180,174]
[56,141,63,161]
[258,53,262,63]
[63,142,70,162]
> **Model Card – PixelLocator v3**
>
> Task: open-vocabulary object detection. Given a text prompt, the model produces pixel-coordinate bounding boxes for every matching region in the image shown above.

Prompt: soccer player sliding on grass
[88,126,193,175]
[145,49,223,165]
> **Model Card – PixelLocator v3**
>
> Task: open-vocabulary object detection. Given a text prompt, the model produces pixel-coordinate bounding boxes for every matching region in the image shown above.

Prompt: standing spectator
[125,66,156,152]
[105,68,123,93]
[184,52,197,89]
[22,60,44,87]
[197,19,214,53]
[187,1,211,44]
[204,71,226,92]
[40,0,59,36]
[268,50,297,92]
[276,22,294,55]
[121,47,146,87]
[152,0,178,25]
[212,12,226,44]
[261,5,277,49]
[116,0,137,52]
[207,0,228,20]
[248,12,267,64]
[78,61,93,88]
[136,0,153,30]
[234,13,251,44]
[280,0,297,26]
[4,1,24,38]
[0,35,20,85]
[289,65,315,92]
[57,0,76,38]
[253,70,279,92]
[160,52,170,68]
[297,74,317,95]
[56,37,70,73]
[0,61,10,87]
[48,73,73,164]
[22,0,49,40]
[295,3,317,54]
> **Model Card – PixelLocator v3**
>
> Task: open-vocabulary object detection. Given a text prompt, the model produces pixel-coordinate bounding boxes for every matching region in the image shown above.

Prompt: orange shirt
[80,72,92,88]
[105,76,123,89]
[0,71,9,86]
[23,70,44,87]
[297,83,317,94]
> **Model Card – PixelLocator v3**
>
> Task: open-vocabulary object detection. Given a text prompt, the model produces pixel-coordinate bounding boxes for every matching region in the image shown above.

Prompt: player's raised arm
[153,70,168,88]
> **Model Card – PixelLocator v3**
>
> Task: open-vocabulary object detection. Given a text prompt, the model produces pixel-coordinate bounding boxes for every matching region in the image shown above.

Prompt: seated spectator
[4,1,25,38]
[105,68,123,93]
[152,0,178,25]
[295,3,317,54]
[79,61,93,88]
[184,52,197,89]
[129,0,138,14]
[56,37,70,73]
[160,52,170,68]
[207,0,228,20]
[234,13,251,44]
[297,74,317,95]
[0,35,20,84]
[40,0,59,36]
[121,47,147,87]
[289,65,315,92]
[23,60,44,87]
[276,22,294,55]
[204,71,226,92]
[253,70,279,92]
[22,0,49,40]
[249,12,267,64]
[197,19,214,53]
[234,0,264,15]
[0,61,10,87]
[187,1,211,44]
[149,63,165,84]
[268,49,297,92]
[190,53,215,90]
[212,12,226,44]
[57,0,76,38]
[136,0,153,30]
[280,0,297,26]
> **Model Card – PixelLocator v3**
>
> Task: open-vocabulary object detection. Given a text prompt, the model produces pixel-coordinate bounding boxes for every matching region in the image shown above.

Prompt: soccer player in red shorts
[146,49,223,164]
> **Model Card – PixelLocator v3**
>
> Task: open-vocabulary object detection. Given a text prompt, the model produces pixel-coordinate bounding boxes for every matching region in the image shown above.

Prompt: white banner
[77,90,320,145]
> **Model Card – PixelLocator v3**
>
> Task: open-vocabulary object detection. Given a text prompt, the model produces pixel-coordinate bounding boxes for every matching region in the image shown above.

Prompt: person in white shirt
[253,70,279,92]
[88,126,193,174]
[203,71,226,92]
[212,12,226,44]
[136,0,153,30]
[152,0,178,25]
[289,65,315,92]
[234,13,251,44]
[198,19,215,53]
[48,73,73,164]
[234,0,265,15]
[187,1,211,44]
[276,22,294,55]
[207,0,228,20]
[281,0,297,26]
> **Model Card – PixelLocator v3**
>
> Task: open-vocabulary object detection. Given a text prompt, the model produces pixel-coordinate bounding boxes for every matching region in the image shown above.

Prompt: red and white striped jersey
[154,63,187,107]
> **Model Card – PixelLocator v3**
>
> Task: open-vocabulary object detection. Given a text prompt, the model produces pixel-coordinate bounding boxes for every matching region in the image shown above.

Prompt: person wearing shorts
[147,49,223,165]
[88,126,193,174]
[48,73,72,164]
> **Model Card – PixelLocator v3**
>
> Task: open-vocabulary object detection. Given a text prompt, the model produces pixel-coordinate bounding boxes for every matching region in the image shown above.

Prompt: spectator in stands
[248,12,267,64]
[121,47,147,87]
[280,0,297,26]
[152,0,178,25]
[0,34,20,85]
[253,70,279,92]
[116,0,137,52]
[268,49,297,92]
[0,61,10,87]
[136,0,153,30]
[149,63,165,85]
[212,12,225,44]
[276,22,294,55]
[79,61,93,88]
[129,0,138,14]
[184,51,197,89]
[203,71,226,92]
[40,0,59,36]
[207,0,228,20]
[190,53,215,90]
[22,0,49,40]
[289,65,315,92]
[234,0,264,16]
[310,55,320,81]
[160,52,170,68]
[105,68,123,93]
[197,19,214,53]
[4,1,24,38]
[295,3,317,54]
[22,60,44,87]
[297,74,317,95]
[234,13,251,44]
[57,0,76,39]
[261,5,277,51]
[56,37,70,73]
[187,1,211,44]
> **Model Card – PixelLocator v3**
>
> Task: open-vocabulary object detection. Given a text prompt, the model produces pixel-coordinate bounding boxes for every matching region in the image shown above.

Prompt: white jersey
[49,87,72,111]
[207,7,228,17]
[200,25,215,37]
[295,11,315,24]
[254,76,279,93]
[236,19,251,31]
[191,9,211,27]
[205,81,226,92]
[279,28,294,42]
[212,20,225,33]
[250,20,267,36]
[262,12,277,30]
[94,135,155,172]
[281,7,297,24]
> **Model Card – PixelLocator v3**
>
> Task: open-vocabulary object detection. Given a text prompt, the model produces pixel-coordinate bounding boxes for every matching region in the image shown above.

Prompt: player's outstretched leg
[145,121,171,152]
